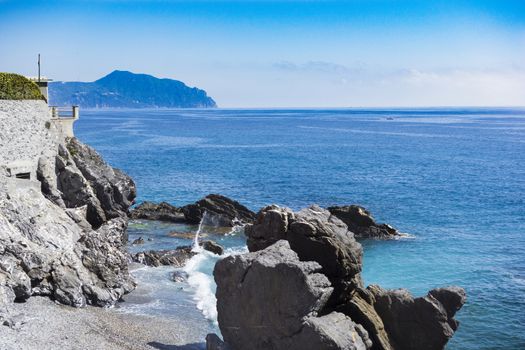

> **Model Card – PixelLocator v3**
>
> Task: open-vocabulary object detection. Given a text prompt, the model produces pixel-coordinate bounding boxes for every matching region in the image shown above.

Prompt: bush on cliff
[0,72,44,100]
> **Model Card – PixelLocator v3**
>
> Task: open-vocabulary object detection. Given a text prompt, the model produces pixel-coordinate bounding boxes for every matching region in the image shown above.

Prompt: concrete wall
[0,100,62,183]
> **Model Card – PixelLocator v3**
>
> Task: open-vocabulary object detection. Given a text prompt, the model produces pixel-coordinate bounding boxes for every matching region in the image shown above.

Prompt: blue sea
[75,108,525,350]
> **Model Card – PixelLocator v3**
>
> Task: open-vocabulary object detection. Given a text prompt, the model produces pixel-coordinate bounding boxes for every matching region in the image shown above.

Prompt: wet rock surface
[201,240,224,255]
[129,201,185,223]
[131,247,195,267]
[327,205,400,239]
[182,194,255,227]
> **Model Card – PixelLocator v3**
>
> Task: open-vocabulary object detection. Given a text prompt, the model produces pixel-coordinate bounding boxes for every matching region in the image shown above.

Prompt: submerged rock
[201,240,224,255]
[129,201,186,223]
[131,247,195,267]
[182,194,255,227]
[327,205,399,239]
[214,240,370,350]
[171,270,189,283]
[131,237,145,245]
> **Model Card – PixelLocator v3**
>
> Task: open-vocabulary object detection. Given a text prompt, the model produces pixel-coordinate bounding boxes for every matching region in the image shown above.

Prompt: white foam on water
[184,251,219,323]
[183,211,219,323]
[183,217,248,324]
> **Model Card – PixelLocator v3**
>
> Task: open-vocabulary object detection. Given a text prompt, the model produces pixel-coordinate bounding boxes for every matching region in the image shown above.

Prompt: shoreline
[1,296,206,350]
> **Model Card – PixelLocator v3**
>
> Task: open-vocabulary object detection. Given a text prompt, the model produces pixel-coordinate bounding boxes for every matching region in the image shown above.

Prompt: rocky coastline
[208,205,465,350]
[1,101,136,328]
[0,100,465,350]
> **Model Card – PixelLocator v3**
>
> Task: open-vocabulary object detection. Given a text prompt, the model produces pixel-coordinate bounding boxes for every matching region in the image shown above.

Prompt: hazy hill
[49,70,217,108]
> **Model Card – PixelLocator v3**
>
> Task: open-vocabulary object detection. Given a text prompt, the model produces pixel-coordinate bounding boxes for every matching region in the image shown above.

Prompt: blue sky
[1,0,524,107]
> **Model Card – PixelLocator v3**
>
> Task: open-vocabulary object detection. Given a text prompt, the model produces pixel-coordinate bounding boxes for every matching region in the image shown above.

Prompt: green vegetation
[0,73,44,100]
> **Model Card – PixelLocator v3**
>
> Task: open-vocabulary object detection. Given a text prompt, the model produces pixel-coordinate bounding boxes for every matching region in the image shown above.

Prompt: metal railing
[50,106,79,119]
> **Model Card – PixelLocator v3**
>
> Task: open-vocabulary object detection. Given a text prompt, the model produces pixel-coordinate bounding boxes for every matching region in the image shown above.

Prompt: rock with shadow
[327,205,399,239]
[130,201,186,223]
[182,194,255,227]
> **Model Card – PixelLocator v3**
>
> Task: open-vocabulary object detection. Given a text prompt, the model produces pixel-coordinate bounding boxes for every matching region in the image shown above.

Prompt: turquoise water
[75,108,525,349]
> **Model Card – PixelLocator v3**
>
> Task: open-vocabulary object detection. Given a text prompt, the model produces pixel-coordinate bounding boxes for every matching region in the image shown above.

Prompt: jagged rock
[49,138,136,229]
[0,184,135,310]
[368,285,466,350]
[37,152,66,208]
[78,218,135,307]
[245,205,294,251]
[55,149,107,228]
[429,287,467,317]
[243,204,465,350]
[246,205,363,305]
[336,288,394,350]
[65,206,92,233]
[0,102,136,314]
[206,333,230,350]
[327,205,399,239]
[214,240,370,350]
[182,194,255,227]
[131,237,145,245]
[131,247,195,267]
[297,312,371,350]
[129,201,186,222]
[201,240,224,255]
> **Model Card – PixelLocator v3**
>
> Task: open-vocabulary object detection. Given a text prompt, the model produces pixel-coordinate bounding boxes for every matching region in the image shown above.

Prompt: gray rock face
[39,139,136,229]
[327,205,399,239]
[245,205,294,251]
[61,138,136,228]
[239,204,465,350]
[0,185,135,310]
[182,194,255,227]
[131,247,195,267]
[214,240,370,350]
[206,333,230,350]
[129,201,186,223]
[201,240,224,255]
[368,285,467,350]
[1,101,136,318]
[246,205,363,305]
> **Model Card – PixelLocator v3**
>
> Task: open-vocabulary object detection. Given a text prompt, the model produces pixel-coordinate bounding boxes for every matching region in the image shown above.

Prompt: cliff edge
[0,100,136,326]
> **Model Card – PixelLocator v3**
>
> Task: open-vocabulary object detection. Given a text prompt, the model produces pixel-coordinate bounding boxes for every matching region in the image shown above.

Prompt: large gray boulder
[246,205,294,251]
[214,240,370,350]
[327,205,399,239]
[242,204,466,350]
[246,205,363,305]
[368,285,466,350]
[182,194,255,227]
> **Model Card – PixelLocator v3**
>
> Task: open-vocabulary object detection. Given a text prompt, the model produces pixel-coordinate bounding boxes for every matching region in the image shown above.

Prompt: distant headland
[49,70,217,109]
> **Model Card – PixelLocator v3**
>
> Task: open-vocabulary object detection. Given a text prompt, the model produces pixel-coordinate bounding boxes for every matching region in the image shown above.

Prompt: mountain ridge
[49,70,217,108]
